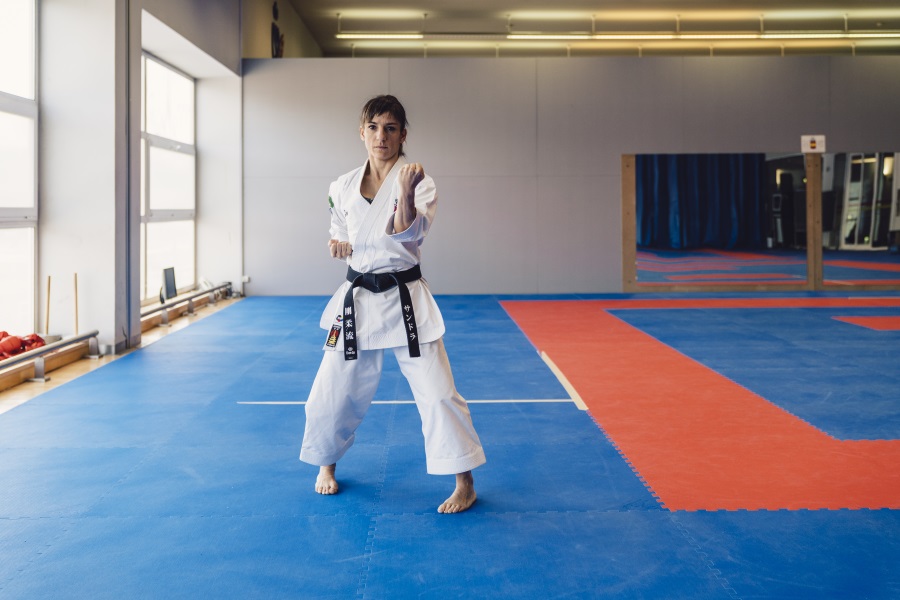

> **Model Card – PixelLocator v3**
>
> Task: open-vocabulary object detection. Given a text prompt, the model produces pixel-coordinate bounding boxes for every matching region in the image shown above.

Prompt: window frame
[139,52,198,305]
[0,0,39,333]
[0,93,38,221]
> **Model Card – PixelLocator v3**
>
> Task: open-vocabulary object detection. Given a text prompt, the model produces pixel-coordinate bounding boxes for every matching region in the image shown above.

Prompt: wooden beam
[805,154,824,290]
[0,342,90,394]
[621,154,638,292]
[140,294,214,333]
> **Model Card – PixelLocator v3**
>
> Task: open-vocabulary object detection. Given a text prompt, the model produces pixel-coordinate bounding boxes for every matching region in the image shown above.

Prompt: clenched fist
[394,163,424,233]
[329,239,352,259]
[397,162,425,193]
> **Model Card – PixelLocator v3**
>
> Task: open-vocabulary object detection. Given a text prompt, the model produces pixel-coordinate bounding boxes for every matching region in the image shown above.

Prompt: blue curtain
[636,154,766,249]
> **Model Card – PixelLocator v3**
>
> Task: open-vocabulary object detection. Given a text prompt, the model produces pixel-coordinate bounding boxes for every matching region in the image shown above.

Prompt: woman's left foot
[438,471,476,514]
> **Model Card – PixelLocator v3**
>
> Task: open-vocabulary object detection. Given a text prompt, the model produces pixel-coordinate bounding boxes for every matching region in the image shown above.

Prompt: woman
[300,95,485,514]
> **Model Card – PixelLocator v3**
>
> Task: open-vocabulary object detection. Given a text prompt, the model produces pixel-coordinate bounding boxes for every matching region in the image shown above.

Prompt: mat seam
[81,443,171,517]
[585,410,667,511]
[0,517,76,593]
[356,404,394,600]
[670,512,742,600]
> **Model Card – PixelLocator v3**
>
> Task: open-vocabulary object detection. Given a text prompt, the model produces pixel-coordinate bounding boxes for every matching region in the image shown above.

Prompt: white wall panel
[829,57,900,151]
[536,176,621,293]
[196,76,243,291]
[537,58,685,176]
[242,58,390,179]
[40,0,119,344]
[242,175,338,295]
[681,57,831,153]
[389,59,537,178]
[424,176,538,294]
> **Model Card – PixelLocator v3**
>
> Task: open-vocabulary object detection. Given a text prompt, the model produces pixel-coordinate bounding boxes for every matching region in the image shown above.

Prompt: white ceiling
[286,1,900,58]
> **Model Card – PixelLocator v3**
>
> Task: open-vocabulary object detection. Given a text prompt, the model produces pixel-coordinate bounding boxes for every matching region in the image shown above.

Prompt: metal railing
[0,330,101,382]
[140,282,233,326]
[0,282,233,384]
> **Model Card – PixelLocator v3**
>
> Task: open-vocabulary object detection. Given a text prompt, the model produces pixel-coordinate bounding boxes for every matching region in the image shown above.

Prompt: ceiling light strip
[510,32,900,41]
[336,33,424,40]
[336,31,900,42]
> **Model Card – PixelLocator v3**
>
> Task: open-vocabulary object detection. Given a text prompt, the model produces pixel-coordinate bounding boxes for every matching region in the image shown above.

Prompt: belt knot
[338,265,423,360]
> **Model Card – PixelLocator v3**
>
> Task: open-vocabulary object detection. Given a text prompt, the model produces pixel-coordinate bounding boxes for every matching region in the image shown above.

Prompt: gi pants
[300,338,486,475]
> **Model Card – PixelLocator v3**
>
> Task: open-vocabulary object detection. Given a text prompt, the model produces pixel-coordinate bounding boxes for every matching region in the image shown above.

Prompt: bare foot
[315,464,338,495]
[438,471,476,514]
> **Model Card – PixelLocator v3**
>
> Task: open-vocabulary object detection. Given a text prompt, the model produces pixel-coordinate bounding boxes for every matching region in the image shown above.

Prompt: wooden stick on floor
[45,275,51,335]
[74,273,79,335]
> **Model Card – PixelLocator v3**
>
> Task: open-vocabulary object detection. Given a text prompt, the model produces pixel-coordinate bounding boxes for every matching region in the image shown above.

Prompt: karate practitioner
[300,95,486,514]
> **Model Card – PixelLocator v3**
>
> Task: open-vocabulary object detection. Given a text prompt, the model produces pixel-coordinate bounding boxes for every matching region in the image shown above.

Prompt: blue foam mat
[0,518,72,584]
[378,440,661,516]
[636,248,900,284]
[363,511,731,600]
[0,516,370,600]
[2,295,899,598]
[672,509,900,600]
[0,448,147,518]
[0,401,202,448]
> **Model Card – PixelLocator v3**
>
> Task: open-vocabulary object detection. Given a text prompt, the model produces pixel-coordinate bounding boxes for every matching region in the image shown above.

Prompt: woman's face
[360,112,406,163]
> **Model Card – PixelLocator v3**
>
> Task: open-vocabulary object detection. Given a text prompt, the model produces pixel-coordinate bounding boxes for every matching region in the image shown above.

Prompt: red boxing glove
[22,334,45,352]
[0,335,24,356]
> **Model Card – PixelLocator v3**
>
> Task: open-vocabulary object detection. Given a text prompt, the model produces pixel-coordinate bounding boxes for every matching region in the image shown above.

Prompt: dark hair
[360,95,409,156]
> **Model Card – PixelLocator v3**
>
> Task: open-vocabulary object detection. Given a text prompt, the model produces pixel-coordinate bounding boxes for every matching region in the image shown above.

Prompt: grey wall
[38,0,243,351]
[196,76,244,294]
[242,56,900,296]
[41,0,125,345]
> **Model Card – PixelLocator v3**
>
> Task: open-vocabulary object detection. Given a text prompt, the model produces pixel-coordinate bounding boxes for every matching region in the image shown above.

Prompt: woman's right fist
[329,239,352,259]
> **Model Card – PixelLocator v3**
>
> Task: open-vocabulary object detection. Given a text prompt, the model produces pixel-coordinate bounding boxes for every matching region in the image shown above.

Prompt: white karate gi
[300,158,485,475]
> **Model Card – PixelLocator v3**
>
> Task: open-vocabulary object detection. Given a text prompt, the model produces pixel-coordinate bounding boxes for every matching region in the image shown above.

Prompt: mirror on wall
[633,153,807,289]
[821,152,900,286]
[630,152,900,290]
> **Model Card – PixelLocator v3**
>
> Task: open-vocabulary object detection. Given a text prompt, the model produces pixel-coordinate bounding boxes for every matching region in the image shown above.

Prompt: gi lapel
[352,158,406,257]
[341,159,408,360]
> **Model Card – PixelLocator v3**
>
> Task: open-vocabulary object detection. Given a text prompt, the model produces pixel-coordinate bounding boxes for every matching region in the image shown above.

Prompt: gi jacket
[319,158,446,351]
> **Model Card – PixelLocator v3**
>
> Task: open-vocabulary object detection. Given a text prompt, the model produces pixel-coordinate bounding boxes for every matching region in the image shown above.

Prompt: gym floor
[1,294,898,598]
[637,248,900,286]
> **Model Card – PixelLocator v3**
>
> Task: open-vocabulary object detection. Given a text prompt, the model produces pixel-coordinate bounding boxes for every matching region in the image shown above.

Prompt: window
[140,54,196,301]
[0,0,35,100]
[0,111,35,210]
[0,0,38,335]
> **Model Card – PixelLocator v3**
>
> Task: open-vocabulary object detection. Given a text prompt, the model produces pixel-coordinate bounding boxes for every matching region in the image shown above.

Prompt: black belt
[341,265,422,360]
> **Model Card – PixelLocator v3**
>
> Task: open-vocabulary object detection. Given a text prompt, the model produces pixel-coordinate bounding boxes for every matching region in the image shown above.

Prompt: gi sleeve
[328,181,349,243]
[387,175,437,243]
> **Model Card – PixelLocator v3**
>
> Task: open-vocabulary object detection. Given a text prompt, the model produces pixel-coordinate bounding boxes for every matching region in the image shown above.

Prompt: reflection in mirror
[822,152,900,286]
[635,153,807,288]
[633,152,900,289]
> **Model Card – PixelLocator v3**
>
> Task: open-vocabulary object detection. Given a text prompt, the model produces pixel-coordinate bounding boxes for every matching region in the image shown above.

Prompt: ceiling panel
[286,1,900,57]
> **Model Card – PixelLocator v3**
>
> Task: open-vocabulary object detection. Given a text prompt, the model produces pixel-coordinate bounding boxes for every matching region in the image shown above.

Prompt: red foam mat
[834,316,900,331]
[667,273,799,280]
[825,260,900,273]
[502,298,900,511]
